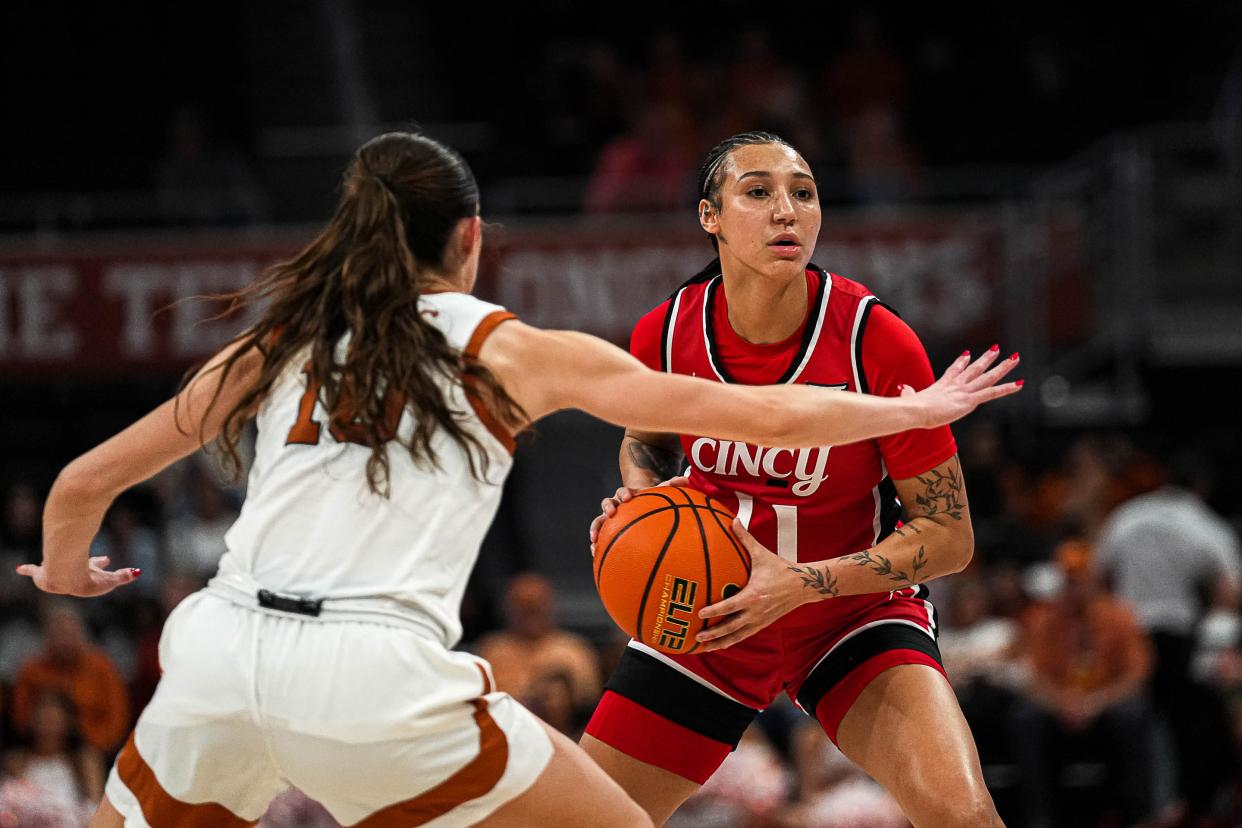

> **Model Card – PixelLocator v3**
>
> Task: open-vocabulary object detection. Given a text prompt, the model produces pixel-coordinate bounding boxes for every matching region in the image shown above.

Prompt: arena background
[2,3,1241,826]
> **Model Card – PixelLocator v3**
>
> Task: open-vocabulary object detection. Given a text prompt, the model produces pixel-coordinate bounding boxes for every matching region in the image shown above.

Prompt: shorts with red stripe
[584,585,944,784]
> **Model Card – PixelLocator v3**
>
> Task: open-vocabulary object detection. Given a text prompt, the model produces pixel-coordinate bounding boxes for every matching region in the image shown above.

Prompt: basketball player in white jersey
[17,132,1020,827]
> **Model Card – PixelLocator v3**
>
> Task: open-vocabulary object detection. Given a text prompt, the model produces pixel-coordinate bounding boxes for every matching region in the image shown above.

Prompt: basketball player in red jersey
[584,132,1012,827]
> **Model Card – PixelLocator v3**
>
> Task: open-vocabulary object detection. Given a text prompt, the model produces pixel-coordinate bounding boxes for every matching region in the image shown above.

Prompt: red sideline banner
[0,213,1084,375]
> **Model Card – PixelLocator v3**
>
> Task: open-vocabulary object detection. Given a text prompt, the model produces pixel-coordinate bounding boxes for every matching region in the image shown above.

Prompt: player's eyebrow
[737,170,816,182]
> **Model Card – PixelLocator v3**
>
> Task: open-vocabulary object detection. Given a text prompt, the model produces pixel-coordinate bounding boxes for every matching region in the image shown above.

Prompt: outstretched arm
[17,341,264,596]
[477,322,1020,449]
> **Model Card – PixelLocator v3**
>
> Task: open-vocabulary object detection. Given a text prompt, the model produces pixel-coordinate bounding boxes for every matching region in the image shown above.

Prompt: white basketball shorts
[104,591,553,826]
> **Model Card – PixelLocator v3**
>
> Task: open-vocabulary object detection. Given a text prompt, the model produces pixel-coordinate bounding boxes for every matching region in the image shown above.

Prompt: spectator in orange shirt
[475,573,601,720]
[1012,539,1155,828]
[12,601,131,754]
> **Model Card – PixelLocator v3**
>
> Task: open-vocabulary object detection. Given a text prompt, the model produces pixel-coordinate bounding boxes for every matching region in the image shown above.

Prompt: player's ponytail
[189,132,524,495]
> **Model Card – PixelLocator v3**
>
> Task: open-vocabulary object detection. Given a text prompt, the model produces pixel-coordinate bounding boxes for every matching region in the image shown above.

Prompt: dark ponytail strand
[185,132,525,496]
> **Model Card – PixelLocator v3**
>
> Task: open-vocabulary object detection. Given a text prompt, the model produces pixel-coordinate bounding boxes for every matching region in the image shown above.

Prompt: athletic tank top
[630,264,956,628]
[213,292,516,647]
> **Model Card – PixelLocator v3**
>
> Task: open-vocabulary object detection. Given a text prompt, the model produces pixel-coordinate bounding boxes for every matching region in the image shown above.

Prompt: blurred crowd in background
[5,4,1241,228]
[2,420,1240,827]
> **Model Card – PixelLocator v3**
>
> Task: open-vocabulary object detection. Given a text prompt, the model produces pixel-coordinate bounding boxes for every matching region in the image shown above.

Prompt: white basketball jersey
[213,292,516,648]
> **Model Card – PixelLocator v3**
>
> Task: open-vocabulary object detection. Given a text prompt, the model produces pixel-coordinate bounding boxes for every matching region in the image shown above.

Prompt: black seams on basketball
[593,486,750,654]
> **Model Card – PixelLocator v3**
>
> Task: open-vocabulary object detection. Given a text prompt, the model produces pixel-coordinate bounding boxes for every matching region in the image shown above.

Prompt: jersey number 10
[285,362,405,447]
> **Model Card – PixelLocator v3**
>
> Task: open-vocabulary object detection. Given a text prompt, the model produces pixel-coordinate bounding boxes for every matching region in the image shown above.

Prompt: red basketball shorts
[584,585,944,784]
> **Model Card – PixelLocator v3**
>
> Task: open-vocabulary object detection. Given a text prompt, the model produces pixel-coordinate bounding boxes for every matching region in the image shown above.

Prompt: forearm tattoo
[625,439,682,482]
[845,546,929,586]
[914,466,965,520]
[787,563,840,597]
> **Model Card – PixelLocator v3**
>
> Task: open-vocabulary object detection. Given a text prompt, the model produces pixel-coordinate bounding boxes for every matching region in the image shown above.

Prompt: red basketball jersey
[630,264,956,627]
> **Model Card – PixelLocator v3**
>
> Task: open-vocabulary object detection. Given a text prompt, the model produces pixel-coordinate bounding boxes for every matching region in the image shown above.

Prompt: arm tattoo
[625,440,682,482]
[846,546,929,586]
[787,563,839,597]
[913,466,965,520]
[893,523,922,538]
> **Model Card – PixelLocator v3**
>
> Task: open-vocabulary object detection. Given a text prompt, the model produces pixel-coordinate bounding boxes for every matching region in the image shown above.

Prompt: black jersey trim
[659,259,722,373]
[851,297,879,394]
[660,289,684,374]
[795,621,942,717]
[776,264,831,385]
[876,475,902,545]
[912,582,938,634]
[701,262,830,386]
[851,299,902,395]
[605,646,759,746]
[702,276,731,383]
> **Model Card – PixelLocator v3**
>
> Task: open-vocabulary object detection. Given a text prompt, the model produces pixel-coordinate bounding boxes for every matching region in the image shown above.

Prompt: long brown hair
[190,131,524,495]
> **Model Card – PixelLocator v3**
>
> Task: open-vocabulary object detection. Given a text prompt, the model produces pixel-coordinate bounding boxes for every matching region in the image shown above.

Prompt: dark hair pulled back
[188,131,523,495]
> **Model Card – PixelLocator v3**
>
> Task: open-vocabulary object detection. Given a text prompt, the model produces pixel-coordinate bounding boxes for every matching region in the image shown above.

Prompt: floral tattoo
[787,563,840,597]
[845,546,929,586]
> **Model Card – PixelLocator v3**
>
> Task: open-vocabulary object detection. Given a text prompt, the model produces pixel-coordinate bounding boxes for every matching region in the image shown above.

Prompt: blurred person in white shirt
[165,470,238,579]
[938,577,1021,692]
[1095,449,1241,821]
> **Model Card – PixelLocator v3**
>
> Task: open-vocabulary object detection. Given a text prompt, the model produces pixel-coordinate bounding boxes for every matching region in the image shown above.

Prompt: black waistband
[257,589,323,617]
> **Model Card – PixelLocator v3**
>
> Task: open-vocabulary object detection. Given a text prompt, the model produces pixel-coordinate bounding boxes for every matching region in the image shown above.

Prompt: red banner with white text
[0,212,1086,376]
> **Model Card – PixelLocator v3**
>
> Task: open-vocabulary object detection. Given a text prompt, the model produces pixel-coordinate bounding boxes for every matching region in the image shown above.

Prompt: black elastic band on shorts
[257,589,323,617]
[796,622,942,715]
[605,647,758,747]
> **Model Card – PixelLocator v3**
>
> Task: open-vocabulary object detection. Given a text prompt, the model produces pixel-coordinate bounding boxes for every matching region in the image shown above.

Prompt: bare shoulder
[475,318,552,373]
[477,323,614,374]
[473,321,576,423]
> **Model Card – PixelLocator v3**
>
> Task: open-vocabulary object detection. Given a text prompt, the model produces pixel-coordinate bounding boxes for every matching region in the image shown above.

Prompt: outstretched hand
[913,346,1022,429]
[15,555,140,598]
[695,519,819,652]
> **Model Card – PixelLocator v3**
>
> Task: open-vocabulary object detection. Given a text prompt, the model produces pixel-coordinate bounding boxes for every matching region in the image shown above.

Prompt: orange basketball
[593,486,750,655]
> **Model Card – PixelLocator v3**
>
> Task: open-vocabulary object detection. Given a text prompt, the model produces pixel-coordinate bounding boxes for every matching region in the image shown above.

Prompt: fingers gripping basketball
[593,486,750,654]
